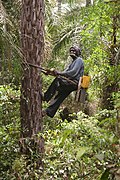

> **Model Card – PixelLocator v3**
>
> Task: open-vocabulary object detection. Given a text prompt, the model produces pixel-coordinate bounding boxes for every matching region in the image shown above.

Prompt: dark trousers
[44,77,77,118]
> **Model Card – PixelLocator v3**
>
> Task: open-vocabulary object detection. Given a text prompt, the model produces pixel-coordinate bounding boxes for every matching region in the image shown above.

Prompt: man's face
[69,48,77,58]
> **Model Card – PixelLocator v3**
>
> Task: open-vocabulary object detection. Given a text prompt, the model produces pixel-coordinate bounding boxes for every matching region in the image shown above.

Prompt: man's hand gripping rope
[26,62,77,85]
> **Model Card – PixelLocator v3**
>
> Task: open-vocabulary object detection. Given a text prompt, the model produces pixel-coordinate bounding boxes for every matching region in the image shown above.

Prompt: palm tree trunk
[101,14,119,110]
[86,0,91,6]
[57,0,62,13]
[20,0,45,164]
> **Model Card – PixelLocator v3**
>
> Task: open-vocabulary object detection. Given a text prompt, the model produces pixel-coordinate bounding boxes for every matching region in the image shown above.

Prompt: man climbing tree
[20,0,44,167]
[42,46,84,118]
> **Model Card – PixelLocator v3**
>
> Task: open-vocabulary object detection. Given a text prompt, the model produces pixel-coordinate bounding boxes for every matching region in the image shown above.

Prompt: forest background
[0,0,120,179]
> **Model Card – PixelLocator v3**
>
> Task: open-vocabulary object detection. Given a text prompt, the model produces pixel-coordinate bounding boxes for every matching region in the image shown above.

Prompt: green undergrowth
[42,112,119,180]
[0,85,119,180]
[0,85,20,179]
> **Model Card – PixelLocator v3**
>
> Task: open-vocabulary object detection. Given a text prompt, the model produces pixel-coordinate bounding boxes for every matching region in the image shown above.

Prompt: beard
[70,53,77,59]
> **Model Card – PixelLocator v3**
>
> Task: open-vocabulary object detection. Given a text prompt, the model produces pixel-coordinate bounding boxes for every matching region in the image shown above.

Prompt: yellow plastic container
[81,76,91,88]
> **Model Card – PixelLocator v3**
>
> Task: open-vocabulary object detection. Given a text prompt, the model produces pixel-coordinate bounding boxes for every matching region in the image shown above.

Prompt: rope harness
[26,62,78,85]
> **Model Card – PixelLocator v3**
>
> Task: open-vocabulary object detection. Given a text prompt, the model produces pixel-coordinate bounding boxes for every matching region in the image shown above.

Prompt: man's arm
[59,59,84,78]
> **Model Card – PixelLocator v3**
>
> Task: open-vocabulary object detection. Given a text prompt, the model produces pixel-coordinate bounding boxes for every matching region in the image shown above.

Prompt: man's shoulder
[76,57,82,60]
[76,57,83,63]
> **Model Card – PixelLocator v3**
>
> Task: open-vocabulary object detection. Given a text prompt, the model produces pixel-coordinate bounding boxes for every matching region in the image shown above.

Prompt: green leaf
[76,147,89,159]
[100,169,110,180]
[95,153,104,161]
[60,129,72,146]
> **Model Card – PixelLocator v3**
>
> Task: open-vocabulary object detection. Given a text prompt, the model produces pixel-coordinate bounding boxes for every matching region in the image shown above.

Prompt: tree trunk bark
[57,0,62,14]
[20,0,44,166]
[86,0,91,6]
[101,14,119,110]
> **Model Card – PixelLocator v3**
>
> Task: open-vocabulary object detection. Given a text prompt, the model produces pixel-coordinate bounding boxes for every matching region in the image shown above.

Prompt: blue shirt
[60,57,84,82]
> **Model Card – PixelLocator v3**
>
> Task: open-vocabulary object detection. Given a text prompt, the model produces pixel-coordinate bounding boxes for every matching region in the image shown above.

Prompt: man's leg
[45,91,71,118]
[44,78,58,102]
[42,79,77,117]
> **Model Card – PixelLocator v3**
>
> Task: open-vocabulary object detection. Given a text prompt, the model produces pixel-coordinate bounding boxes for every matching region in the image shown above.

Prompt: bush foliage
[0,86,120,179]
